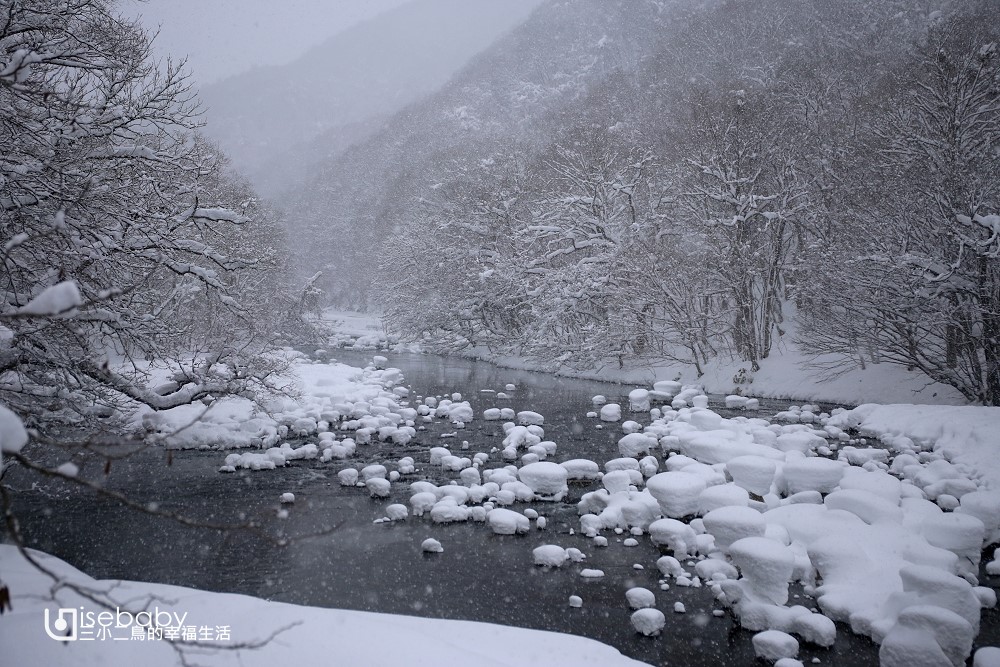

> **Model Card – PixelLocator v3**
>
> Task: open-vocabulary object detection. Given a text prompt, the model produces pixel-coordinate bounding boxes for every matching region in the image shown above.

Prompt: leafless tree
[0,0,297,427]
[799,12,1000,403]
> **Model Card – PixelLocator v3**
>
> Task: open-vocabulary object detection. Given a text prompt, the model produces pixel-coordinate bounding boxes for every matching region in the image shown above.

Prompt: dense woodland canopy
[281,0,1000,405]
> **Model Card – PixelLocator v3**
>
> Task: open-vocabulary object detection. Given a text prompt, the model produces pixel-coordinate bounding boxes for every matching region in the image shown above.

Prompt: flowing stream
[6,351,998,666]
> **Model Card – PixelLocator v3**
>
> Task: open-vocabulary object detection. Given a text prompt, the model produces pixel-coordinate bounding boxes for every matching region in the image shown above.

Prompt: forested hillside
[287,0,674,302]
[291,0,1000,404]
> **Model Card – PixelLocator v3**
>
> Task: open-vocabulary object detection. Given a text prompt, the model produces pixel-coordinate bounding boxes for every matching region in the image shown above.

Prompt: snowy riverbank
[466,347,967,407]
[321,308,966,406]
[0,546,645,667]
[132,349,404,450]
[314,309,392,350]
[829,404,1000,491]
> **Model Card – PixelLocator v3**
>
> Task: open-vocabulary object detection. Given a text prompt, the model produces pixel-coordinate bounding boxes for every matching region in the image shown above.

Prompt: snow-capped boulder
[647,471,707,518]
[518,462,569,501]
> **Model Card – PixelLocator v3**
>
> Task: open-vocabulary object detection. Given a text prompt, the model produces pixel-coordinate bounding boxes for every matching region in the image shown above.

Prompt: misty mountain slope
[284,0,947,306]
[565,0,947,149]
[197,0,541,196]
[240,114,390,198]
[362,0,1000,405]
[286,0,685,304]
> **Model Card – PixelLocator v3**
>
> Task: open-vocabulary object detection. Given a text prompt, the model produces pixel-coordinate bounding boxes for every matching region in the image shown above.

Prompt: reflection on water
[6,351,996,666]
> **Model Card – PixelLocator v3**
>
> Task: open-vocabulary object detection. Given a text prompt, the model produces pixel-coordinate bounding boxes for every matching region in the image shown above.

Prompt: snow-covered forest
[279,0,1000,406]
[2,1,1000,666]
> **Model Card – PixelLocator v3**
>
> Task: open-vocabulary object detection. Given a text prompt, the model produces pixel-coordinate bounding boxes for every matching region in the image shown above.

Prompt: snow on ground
[315,307,392,350]
[828,404,1000,490]
[134,350,403,450]
[357,308,966,406]
[478,344,966,407]
[0,546,646,667]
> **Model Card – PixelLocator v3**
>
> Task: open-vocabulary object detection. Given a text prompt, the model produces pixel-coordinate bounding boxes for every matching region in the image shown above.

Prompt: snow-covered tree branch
[0,0,298,426]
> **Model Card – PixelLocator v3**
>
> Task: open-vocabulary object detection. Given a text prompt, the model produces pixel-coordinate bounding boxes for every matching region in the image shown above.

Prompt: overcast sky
[123,0,413,85]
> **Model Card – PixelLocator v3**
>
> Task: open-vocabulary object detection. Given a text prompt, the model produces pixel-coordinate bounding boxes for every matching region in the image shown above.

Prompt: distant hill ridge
[282,0,676,304]
[198,0,542,196]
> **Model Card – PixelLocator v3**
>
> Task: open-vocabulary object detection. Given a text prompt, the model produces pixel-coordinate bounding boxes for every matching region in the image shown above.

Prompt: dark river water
[5,351,998,666]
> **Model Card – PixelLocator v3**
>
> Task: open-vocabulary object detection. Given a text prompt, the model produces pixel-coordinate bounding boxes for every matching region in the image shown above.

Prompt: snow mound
[618,432,657,458]
[727,456,777,496]
[562,459,601,481]
[518,462,569,501]
[649,518,698,558]
[600,404,622,422]
[630,608,665,636]
[974,647,1000,667]
[753,630,799,661]
[647,471,706,518]
[880,605,974,667]
[730,537,795,605]
[421,538,443,553]
[626,587,656,610]
[699,483,750,514]
[783,458,844,495]
[517,410,545,426]
[628,389,650,413]
[703,506,766,552]
[385,504,408,521]
[534,545,569,567]
[488,508,530,535]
